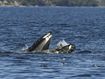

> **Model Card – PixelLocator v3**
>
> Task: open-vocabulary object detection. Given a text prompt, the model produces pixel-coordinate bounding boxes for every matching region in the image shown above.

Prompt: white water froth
[57,40,69,49]
[21,44,29,51]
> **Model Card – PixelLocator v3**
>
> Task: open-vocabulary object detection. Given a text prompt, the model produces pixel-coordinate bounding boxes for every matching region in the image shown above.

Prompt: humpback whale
[25,32,75,53]
[27,32,52,52]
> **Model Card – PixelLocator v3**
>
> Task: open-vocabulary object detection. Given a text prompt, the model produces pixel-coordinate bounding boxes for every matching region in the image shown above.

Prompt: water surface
[0,7,105,79]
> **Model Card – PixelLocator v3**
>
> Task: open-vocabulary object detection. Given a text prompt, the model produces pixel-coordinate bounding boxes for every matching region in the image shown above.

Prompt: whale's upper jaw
[41,32,52,51]
[27,32,52,52]
[43,32,52,39]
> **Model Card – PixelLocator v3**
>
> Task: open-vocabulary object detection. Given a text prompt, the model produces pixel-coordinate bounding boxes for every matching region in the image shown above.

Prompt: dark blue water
[0,7,105,79]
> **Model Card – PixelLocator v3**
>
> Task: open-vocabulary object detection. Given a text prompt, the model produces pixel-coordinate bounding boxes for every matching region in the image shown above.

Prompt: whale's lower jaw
[33,49,74,54]
[51,44,75,54]
[31,44,75,54]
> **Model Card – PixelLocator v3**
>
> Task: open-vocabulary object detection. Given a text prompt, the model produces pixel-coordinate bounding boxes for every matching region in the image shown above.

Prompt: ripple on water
[0,7,105,79]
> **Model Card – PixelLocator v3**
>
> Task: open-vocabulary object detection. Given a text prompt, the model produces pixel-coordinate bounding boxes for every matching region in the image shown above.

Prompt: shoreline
[0,5,105,8]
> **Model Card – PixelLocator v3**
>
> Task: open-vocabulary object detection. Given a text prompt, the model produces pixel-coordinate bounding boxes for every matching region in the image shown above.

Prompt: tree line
[0,0,105,6]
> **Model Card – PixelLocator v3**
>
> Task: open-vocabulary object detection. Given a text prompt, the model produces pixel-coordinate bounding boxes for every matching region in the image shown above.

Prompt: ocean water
[0,7,105,79]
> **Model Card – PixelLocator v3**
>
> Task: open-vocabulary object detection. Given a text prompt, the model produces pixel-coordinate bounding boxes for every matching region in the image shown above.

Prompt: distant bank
[0,0,105,7]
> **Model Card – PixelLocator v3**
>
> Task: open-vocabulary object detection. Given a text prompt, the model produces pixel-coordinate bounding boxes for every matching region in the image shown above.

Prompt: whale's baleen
[27,32,52,52]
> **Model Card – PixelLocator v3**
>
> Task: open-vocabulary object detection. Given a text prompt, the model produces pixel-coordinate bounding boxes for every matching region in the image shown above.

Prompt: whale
[25,32,75,53]
[27,32,52,52]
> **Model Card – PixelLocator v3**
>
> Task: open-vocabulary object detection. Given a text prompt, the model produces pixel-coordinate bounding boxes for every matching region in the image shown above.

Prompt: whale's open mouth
[26,32,75,53]
[27,32,52,52]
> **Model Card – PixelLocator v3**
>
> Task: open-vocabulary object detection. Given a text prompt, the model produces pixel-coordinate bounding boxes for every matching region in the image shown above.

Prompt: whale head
[27,32,52,52]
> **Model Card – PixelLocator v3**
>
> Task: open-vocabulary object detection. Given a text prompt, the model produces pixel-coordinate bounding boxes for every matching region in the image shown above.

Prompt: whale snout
[43,32,52,39]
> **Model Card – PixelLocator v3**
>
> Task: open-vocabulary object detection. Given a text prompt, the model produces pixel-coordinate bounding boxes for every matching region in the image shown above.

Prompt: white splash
[21,44,29,51]
[57,40,69,49]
